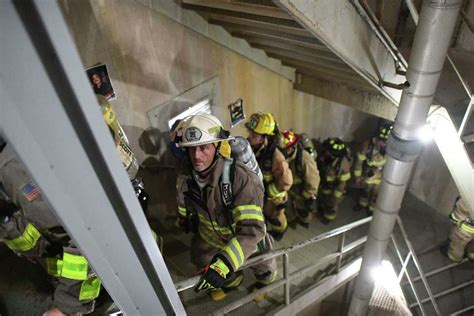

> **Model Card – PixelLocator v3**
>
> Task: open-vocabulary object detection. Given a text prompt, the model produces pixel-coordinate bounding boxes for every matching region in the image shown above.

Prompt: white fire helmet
[176,113,232,147]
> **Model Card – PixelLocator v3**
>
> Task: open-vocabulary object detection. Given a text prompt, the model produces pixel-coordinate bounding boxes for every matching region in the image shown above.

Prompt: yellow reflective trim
[326,176,336,182]
[339,173,351,181]
[322,189,332,195]
[461,223,474,234]
[367,159,386,167]
[223,238,244,270]
[151,230,157,241]
[258,270,278,285]
[79,276,101,301]
[366,178,381,185]
[354,170,362,177]
[197,213,233,235]
[231,205,264,222]
[178,206,186,216]
[334,190,343,198]
[46,257,63,277]
[263,172,273,183]
[267,183,285,199]
[3,223,42,252]
[199,227,226,249]
[302,190,314,199]
[357,153,367,161]
[62,253,89,281]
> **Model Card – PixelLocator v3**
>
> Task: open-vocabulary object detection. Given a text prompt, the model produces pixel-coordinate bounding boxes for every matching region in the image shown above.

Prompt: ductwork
[348,1,463,315]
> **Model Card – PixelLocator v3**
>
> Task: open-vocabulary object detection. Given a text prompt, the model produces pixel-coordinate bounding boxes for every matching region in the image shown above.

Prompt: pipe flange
[386,133,423,162]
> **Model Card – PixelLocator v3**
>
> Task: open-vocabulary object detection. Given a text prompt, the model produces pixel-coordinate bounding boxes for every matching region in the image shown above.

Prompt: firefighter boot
[253,271,277,302]
[210,272,244,301]
[267,210,288,241]
[322,208,337,225]
[295,208,311,228]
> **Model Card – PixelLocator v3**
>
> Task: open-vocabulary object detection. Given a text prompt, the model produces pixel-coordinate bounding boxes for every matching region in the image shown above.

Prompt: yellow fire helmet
[176,113,232,147]
[245,112,277,136]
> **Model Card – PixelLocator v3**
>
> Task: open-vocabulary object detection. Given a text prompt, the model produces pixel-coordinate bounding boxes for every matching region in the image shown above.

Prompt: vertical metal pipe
[348,1,462,315]
[336,232,346,272]
[283,253,290,305]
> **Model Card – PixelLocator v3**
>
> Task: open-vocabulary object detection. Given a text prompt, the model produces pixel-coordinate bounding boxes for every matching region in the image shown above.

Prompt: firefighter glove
[304,196,318,212]
[195,258,230,292]
[178,217,191,234]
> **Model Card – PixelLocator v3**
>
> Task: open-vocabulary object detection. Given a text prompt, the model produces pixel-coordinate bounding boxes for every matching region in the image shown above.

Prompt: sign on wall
[85,63,116,100]
[228,98,245,127]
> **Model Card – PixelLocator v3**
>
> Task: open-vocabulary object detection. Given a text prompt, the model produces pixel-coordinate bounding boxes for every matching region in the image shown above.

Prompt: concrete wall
[59,0,378,162]
[409,141,459,216]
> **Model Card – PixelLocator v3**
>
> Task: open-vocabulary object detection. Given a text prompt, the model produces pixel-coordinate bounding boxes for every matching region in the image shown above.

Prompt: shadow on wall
[122,125,180,223]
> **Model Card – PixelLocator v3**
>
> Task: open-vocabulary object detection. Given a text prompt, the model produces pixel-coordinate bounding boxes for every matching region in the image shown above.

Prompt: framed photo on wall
[86,63,116,100]
[228,98,245,127]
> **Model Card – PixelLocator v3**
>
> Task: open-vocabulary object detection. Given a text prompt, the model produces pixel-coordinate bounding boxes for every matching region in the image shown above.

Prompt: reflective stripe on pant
[448,225,473,262]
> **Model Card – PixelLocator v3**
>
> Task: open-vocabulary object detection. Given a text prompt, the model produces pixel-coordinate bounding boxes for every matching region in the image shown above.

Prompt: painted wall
[409,142,459,216]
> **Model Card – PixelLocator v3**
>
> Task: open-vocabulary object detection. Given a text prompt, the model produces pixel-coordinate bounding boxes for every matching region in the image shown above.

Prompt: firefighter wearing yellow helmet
[352,123,392,214]
[246,112,293,240]
[317,138,351,223]
[278,130,320,228]
[175,113,277,302]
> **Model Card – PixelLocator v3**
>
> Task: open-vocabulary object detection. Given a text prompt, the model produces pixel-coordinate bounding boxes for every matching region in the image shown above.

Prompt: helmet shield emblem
[185,127,202,142]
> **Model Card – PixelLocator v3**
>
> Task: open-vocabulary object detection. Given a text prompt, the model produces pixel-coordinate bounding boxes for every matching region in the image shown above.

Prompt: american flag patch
[21,181,41,202]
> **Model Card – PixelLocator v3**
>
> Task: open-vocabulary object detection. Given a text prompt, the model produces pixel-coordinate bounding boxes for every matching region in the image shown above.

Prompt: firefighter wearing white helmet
[175,113,277,302]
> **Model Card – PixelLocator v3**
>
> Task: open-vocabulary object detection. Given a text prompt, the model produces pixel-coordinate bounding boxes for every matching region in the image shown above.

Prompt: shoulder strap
[220,158,235,208]
[296,146,304,178]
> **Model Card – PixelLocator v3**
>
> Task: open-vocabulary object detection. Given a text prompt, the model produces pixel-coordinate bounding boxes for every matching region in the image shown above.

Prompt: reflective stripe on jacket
[177,157,265,271]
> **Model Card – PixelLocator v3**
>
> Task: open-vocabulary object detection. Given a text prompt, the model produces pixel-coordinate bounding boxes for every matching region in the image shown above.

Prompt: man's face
[189,143,216,172]
[247,131,265,149]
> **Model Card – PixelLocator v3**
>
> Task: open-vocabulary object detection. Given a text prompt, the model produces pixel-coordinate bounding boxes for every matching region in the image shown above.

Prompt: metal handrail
[392,216,442,315]
[173,216,371,315]
[175,216,372,292]
[450,305,474,316]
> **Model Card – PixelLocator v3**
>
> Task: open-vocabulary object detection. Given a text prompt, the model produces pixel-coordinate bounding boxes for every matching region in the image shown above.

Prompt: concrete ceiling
[180,0,474,154]
[180,0,377,93]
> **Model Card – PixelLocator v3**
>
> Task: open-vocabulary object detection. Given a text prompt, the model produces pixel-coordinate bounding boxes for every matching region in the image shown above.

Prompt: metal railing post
[336,232,346,272]
[390,235,426,316]
[397,217,441,315]
[283,253,290,305]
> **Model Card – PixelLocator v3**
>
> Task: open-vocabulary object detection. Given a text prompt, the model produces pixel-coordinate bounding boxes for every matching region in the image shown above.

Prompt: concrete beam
[207,14,312,38]
[181,0,293,20]
[275,0,406,106]
[232,31,330,52]
[249,42,344,65]
[264,48,353,73]
[297,71,377,92]
[225,24,322,46]
[294,74,397,120]
[281,59,365,83]
[136,0,295,81]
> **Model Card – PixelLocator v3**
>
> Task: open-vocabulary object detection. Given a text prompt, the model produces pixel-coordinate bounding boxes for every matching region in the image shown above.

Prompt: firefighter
[175,114,277,301]
[246,112,293,240]
[96,95,149,214]
[278,130,320,227]
[352,123,391,214]
[317,138,351,223]
[0,138,101,316]
[447,196,474,262]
